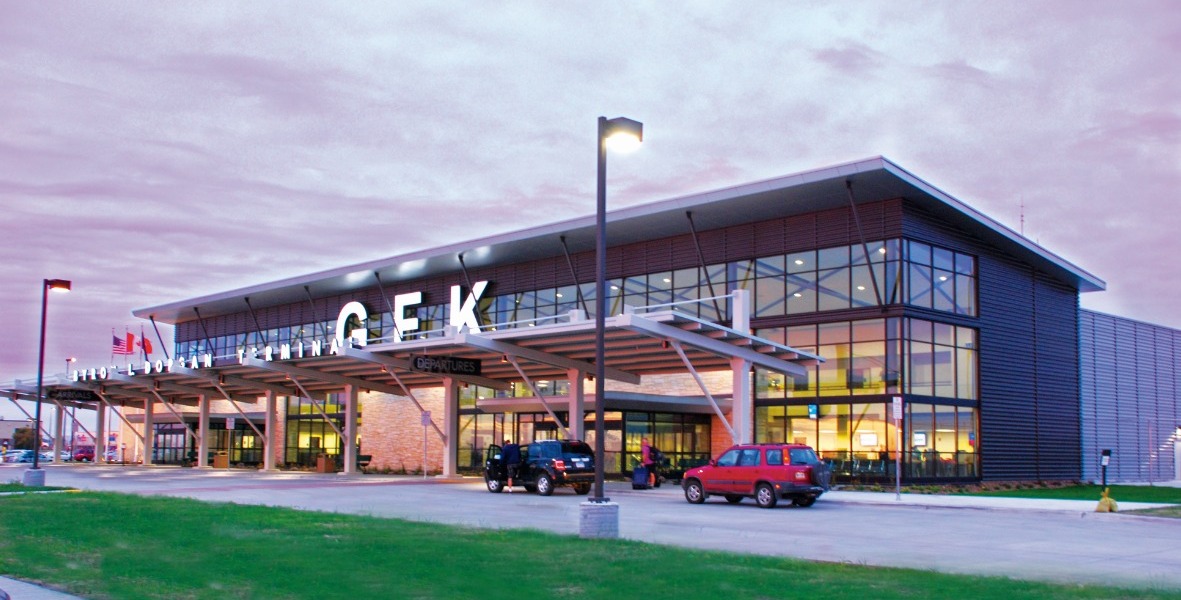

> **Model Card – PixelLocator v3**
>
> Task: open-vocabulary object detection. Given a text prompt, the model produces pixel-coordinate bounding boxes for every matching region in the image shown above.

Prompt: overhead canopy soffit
[17,311,821,409]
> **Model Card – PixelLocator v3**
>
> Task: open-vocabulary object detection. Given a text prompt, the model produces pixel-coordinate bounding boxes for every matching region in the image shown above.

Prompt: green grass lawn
[963,484,1181,504]
[2,491,1180,600]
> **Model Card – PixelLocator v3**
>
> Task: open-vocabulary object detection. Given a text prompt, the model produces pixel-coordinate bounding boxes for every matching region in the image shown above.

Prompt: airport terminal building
[7,157,1178,483]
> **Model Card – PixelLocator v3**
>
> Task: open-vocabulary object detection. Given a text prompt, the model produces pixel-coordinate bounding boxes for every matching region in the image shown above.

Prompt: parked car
[4,450,35,463]
[681,443,832,508]
[484,440,595,496]
[73,447,95,462]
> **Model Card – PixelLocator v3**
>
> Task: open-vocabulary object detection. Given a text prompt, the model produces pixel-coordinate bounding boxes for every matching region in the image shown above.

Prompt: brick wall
[359,389,445,474]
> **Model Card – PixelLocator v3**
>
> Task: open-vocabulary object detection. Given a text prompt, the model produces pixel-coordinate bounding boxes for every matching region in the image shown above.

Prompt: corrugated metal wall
[1080,310,1180,483]
[903,202,1082,481]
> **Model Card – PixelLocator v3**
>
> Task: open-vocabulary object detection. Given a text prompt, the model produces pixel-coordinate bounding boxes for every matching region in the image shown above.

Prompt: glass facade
[175,238,977,361]
[284,395,348,467]
[457,409,711,478]
[754,316,979,482]
[151,420,264,466]
[171,235,980,481]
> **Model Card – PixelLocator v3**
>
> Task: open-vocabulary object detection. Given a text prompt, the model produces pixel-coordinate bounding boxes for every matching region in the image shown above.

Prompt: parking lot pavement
[5,464,1181,591]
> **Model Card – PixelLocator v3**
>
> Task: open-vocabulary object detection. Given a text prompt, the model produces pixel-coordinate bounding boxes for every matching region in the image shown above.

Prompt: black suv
[484,440,595,496]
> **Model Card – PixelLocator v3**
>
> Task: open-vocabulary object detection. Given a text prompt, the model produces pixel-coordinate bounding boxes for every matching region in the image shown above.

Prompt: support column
[95,403,106,465]
[142,397,154,465]
[197,394,210,467]
[731,289,753,445]
[53,403,65,462]
[263,390,277,472]
[342,385,358,474]
[443,377,458,477]
[568,368,585,440]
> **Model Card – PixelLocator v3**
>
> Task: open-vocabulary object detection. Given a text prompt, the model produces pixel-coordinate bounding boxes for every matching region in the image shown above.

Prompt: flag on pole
[112,332,134,356]
[137,326,153,358]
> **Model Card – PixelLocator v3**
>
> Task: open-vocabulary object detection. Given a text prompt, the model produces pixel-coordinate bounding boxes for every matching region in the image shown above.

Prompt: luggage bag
[632,465,650,490]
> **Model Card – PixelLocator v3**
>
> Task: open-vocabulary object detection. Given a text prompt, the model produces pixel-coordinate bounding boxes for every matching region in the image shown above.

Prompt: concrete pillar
[731,288,752,445]
[579,501,620,538]
[197,394,210,467]
[95,403,106,465]
[52,403,65,462]
[263,390,277,472]
[443,377,458,477]
[142,396,154,465]
[343,385,358,474]
[568,368,585,440]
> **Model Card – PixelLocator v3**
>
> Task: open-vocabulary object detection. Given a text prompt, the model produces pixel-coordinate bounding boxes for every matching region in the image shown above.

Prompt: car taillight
[554,459,565,471]
[794,469,808,481]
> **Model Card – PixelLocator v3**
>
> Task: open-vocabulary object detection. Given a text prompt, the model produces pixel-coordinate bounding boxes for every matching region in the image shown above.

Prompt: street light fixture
[592,116,643,504]
[25,278,71,485]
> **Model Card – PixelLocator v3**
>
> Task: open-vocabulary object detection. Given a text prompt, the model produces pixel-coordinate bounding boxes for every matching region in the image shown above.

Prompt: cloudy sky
[1,2,1178,419]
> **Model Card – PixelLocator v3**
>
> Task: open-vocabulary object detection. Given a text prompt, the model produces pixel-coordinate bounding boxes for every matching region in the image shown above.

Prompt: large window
[757,318,976,401]
[175,238,977,362]
[755,401,978,481]
[458,409,710,477]
[284,395,348,467]
[905,240,976,316]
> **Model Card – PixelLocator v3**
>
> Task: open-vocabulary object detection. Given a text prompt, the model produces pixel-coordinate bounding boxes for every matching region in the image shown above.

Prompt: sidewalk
[0,576,82,599]
[825,488,1175,512]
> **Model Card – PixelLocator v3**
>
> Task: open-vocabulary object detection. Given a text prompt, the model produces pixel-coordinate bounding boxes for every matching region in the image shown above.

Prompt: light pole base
[22,468,46,487]
[579,501,619,539]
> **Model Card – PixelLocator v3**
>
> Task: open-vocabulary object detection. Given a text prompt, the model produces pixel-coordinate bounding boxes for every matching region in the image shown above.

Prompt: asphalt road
[5,464,1181,592]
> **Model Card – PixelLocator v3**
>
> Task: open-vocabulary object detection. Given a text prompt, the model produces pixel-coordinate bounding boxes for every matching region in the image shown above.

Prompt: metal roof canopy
[135,156,1104,325]
[11,305,820,413]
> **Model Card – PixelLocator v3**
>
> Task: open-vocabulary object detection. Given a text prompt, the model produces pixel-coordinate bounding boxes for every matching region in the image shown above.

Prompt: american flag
[112,334,133,356]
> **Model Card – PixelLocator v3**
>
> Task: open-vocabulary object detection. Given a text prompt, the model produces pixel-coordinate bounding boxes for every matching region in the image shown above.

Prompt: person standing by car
[502,438,521,493]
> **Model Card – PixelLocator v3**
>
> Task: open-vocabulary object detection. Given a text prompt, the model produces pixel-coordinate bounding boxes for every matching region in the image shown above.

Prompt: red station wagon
[681,443,832,508]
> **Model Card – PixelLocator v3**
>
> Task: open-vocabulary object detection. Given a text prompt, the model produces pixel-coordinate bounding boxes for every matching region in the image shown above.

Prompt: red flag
[112,334,133,356]
[137,327,153,355]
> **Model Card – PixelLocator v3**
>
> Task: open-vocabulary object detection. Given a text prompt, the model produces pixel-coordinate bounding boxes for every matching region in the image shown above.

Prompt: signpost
[1101,448,1111,488]
[421,410,431,479]
[892,396,903,500]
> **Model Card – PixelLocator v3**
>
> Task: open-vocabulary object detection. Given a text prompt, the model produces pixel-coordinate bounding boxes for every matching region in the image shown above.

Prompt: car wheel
[536,473,555,496]
[573,483,591,495]
[755,483,778,509]
[486,476,504,493]
[683,479,706,504]
[792,496,817,508]
[724,494,743,504]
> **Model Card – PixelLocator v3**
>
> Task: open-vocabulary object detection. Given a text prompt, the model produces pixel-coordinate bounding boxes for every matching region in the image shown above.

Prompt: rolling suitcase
[632,465,650,490]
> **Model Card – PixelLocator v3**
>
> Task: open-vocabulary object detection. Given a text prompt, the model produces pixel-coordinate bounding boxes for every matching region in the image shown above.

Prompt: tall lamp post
[591,116,643,505]
[24,278,71,486]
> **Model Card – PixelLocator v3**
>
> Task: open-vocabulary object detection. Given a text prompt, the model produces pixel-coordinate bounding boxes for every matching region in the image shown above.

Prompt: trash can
[212,452,230,469]
[315,454,336,473]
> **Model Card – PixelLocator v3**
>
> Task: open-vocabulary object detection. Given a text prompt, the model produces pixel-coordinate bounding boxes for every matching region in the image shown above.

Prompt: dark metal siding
[903,201,1081,481]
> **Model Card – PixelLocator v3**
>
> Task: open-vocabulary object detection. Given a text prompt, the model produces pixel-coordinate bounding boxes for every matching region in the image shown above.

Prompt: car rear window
[562,442,593,457]
[789,448,821,465]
